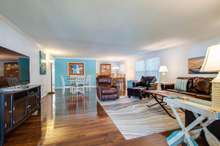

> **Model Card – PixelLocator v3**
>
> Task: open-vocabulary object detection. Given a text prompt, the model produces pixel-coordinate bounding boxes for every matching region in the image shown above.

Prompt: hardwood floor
[4,88,168,146]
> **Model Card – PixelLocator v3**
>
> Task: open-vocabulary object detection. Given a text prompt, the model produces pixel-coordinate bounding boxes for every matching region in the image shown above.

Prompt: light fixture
[158,65,169,90]
[201,44,220,110]
[159,66,168,76]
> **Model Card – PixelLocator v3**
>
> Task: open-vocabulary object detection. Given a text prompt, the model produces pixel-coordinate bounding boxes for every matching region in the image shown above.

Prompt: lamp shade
[201,44,220,72]
[159,66,168,73]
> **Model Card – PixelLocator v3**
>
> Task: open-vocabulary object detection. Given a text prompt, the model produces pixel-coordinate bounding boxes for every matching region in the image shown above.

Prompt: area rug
[98,96,184,140]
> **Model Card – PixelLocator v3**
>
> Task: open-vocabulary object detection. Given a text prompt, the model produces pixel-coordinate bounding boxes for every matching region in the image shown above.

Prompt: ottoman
[127,87,146,99]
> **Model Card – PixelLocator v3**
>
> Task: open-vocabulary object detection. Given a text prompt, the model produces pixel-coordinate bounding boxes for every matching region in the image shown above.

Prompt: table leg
[170,106,206,146]
[152,94,176,119]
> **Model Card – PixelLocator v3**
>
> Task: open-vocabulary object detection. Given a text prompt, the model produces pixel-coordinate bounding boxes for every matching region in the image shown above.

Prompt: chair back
[60,76,66,87]
[141,76,157,84]
[96,75,112,87]
[85,75,91,86]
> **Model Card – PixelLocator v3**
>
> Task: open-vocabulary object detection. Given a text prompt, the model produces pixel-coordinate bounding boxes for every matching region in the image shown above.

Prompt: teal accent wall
[18,57,30,84]
[55,58,96,88]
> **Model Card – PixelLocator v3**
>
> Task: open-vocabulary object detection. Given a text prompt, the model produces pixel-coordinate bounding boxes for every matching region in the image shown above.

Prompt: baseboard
[55,86,96,90]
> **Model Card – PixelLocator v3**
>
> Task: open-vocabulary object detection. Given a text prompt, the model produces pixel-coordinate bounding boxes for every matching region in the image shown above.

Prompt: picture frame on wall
[188,56,217,74]
[39,51,47,75]
[68,62,84,76]
[100,64,111,75]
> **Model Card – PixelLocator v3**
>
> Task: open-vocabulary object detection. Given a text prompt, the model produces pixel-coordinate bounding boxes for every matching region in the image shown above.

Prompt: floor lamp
[201,44,220,110]
[159,65,168,90]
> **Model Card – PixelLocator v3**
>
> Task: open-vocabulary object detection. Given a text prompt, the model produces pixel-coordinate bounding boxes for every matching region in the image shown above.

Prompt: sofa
[96,75,119,101]
[168,77,220,144]
[167,77,213,100]
[127,76,157,99]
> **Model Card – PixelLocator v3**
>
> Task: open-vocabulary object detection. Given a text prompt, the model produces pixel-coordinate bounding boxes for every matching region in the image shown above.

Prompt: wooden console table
[112,77,126,96]
[0,85,41,146]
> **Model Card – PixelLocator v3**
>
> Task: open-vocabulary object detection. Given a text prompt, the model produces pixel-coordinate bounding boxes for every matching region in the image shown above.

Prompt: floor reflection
[4,87,106,146]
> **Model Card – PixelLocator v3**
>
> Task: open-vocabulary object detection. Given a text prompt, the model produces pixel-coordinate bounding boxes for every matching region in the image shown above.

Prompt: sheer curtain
[135,57,160,81]
[145,57,160,80]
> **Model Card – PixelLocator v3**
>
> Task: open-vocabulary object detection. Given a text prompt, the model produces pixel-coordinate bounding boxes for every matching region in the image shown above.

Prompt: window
[135,60,145,80]
[145,57,160,80]
[135,57,160,81]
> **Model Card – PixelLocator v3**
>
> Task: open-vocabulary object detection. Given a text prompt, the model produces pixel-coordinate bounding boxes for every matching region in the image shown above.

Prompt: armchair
[127,76,157,99]
[96,76,119,101]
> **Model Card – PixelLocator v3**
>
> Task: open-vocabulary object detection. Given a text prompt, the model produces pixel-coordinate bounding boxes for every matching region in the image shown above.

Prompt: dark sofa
[167,77,213,100]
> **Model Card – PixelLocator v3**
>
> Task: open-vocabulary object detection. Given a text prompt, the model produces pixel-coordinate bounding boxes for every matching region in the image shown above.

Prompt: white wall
[123,58,136,80]
[136,39,220,82]
[0,16,51,96]
[96,60,122,74]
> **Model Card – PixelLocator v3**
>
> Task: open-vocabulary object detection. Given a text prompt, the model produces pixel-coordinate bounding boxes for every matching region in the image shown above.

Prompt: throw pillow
[193,77,212,95]
[175,79,188,91]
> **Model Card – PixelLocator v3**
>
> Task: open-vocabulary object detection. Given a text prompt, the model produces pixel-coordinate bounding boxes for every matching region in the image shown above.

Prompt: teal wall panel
[55,58,96,88]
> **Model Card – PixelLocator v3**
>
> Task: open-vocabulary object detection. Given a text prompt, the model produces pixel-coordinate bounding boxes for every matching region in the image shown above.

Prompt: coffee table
[143,90,194,119]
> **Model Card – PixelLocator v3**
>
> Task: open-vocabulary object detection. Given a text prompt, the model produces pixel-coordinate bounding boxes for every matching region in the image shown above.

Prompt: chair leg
[62,87,65,95]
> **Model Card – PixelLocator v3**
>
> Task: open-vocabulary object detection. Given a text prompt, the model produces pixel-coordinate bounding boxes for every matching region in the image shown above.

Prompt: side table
[161,83,174,90]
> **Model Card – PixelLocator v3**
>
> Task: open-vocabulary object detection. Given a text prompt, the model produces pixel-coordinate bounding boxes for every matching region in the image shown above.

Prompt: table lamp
[158,66,168,90]
[201,44,220,110]
[159,65,168,82]
[159,66,168,75]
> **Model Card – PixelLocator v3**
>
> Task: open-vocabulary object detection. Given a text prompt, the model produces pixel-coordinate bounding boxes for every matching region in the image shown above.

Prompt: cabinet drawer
[13,97,26,125]
[4,95,11,132]
[27,95,37,112]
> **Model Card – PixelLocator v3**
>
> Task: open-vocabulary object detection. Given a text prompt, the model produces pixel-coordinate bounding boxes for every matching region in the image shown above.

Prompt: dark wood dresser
[0,85,41,146]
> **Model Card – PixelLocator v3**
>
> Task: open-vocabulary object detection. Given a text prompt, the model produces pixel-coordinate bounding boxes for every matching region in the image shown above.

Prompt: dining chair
[60,76,73,94]
[73,76,85,95]
[85,75,92,87]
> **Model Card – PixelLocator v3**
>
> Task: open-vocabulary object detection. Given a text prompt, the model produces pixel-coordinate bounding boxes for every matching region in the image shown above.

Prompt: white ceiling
[0,0,220,59]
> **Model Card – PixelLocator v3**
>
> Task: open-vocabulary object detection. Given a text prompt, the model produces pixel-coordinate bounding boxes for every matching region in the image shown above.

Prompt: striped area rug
[98,96,184,140]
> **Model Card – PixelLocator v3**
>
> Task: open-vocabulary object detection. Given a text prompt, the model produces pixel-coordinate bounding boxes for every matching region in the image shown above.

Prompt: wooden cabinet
[4,95,11,132]
[113,77,126,96]
[13,95,26,125]
[0,85,41,146]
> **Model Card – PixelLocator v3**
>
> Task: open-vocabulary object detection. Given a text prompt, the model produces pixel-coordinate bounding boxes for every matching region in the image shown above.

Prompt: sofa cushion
[175,79,188,91]
[101,87,118,94]
[99,94,118,101]
[167,89,197,97]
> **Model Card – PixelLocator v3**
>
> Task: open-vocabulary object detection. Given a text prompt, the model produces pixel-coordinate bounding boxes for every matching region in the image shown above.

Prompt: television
[0,46,30,88]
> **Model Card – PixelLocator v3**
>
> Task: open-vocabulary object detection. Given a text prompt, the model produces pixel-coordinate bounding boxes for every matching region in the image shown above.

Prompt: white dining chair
[85,75,92,88]
[73,76,85,95]
[60,76,73,94]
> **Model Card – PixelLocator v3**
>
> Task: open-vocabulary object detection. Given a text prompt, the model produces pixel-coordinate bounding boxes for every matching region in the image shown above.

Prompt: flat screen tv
[0,46,30,88]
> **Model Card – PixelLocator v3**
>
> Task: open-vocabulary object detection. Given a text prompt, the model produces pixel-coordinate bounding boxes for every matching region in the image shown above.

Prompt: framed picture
[100,64,111,75]
[39,51,46,75]
[68,62,84,76]
[188,56,217,74]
